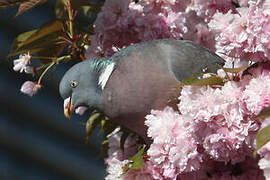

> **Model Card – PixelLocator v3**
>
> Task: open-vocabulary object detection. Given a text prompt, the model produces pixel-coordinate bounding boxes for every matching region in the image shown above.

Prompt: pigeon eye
[70,80,78,88]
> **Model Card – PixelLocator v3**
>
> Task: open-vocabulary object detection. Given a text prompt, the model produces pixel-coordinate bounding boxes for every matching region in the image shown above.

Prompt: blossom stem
[67,0,73,39]
[37,55,71,84]
[35,64,46,71]
[57,55,71,62]
[37,62,55,85]
[33,56,56,60]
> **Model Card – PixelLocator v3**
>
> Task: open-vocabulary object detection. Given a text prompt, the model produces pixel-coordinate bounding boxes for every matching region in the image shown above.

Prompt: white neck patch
[98,62,115,90]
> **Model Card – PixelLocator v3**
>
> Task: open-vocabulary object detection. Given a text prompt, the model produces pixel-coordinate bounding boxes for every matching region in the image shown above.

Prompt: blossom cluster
[208,0,270,62]
[85,0,214,58]
[87,0,270,179]
[105,64,270,179]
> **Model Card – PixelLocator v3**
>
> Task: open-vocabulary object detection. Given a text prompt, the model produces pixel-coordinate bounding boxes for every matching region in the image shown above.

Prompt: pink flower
[243,74,270,115]
[140,0,190,14]
[245,62,270,77]
[105,158,163,180]
[123,161,164,180]
[20,81,41,96]
[209,3,270,62]
[105,129,138,180]
[190,0,236,21]
[237,0,251,7]
[183,11,216,50]
[105,157,130,180]
[145,107,203,179]
[177,157,264,180]
[235,0,268,7]
[13,53,32,73]
[178,82,260,164]
[85,0,188,58]
[208,8,250,62]
[258,141,270,179]
[137,14,172,41]
[106,129,138,161]
[105,129,164,180]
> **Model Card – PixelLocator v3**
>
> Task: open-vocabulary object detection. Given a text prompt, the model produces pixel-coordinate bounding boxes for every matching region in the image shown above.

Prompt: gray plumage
[59,39,224,139]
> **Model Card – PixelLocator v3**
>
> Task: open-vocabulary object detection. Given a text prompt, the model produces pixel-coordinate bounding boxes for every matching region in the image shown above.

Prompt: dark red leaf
[15,0,47,16]
[0,0,27,8]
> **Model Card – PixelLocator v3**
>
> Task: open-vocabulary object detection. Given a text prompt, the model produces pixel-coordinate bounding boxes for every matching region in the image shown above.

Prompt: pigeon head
[59,59,109,118]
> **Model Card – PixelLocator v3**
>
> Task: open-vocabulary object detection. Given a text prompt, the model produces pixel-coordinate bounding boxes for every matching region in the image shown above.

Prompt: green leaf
[85,111,102,143]
[253,106,270,120]
[59,0,91,9]
[101,117,118,136]
[177,74,224,89]
[0,0,29,8]
[99,139,109,158]
[81,5,91,15]
[128,147,145,170]
[59,0,68,6]
[191,75,224,86]
[121,147,146,177]
[81,3,103,15]
[9,20,65,63]
[36,43,65,64]
[12,29,38,50]
[176,73,203,89]
[71,0,90,10]
[8,47,44,57]
[254,125,270,157]
[16,0,47,16]
[222,65,249,74]
[55,0,67,19]
[182,73,204,85]
[23,20,63,46]
[74,5,101,34]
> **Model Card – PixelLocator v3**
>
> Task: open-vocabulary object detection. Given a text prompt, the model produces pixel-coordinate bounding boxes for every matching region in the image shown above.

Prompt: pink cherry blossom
[105,157,163,180]
[258,141,270,179]
[145,107,203,179]
[105,129,138,180]
[85,0,188,58]
[243,74,270,115]
[13,53,32,73]
[163,11,187,40]
[178,82,260,164]
[139,0,190,15]
[20,81,41,97]
[105,157,130,180]
[178,157,264,180]
[237,0,251,7]
[106,129,138,161]
[190,0,237,21]
[208,8,250,62]
[183,11,216,50]
[123,161,164,180]
[105,129,164,180]
[209,3,270,62]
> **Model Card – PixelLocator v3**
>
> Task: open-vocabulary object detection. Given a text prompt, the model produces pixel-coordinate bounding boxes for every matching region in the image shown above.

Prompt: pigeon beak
[64,97,73,119]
